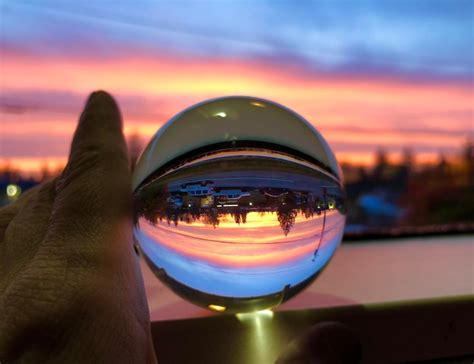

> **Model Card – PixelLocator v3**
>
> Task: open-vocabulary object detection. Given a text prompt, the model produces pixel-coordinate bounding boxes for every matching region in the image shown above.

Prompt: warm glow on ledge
[236,309,274,322]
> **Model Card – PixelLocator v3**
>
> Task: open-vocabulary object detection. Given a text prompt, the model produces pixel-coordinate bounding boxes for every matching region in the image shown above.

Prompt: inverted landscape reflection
[134,149,346,311]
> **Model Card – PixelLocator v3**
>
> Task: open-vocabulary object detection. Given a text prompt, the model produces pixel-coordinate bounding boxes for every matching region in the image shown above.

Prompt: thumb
[51,91,132,244]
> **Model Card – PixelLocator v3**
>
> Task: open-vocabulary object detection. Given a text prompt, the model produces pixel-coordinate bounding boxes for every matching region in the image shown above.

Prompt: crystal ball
[133,96,346,313]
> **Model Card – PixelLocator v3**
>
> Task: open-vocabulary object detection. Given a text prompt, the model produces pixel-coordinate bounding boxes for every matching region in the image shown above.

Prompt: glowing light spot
[208,304,227,312]
[6,184,21,198]
[249,202,253,206]
[214,112,227,118]
[235,309,274,362]
[256,309,274,318]
[250,101,266,108]
[236,309,274,322]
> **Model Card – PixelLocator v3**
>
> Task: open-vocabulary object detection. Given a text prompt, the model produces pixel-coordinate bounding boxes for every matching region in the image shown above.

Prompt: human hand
[0,92,157,363]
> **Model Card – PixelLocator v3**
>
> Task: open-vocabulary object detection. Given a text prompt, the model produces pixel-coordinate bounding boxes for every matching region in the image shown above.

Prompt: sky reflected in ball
[133,97,346,312]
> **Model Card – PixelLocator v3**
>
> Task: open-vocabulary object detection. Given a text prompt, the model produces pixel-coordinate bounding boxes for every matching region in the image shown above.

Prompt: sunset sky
[136,210,344,297]
[1,0,473,175]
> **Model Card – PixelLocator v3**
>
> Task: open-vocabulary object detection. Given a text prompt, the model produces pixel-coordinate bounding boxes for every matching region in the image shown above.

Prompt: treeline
[342,140,474,228]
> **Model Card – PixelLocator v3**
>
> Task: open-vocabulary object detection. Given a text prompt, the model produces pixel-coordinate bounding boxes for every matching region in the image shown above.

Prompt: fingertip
[63,90,129,186]
[86,90,116,106]
[82,90,122,128]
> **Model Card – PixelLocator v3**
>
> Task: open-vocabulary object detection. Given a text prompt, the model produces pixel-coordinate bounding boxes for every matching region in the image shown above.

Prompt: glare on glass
[133,96,346,313]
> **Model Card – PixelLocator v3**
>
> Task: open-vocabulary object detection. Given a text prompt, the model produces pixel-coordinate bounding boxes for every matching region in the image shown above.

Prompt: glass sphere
[133,96,346,313]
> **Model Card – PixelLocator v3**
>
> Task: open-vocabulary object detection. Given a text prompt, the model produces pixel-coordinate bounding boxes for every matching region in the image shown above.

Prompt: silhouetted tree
[372,147,389,181]
[357,166,368,182]
[202,209,220,228]
[394,147,415,192]
[277,205,297,236]
[461,139,474,185]
[435,152,449,177]
[127,132,144,171]
[39,162,53,182]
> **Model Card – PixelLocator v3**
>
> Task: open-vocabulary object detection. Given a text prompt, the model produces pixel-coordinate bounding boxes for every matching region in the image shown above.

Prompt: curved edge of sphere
[133,96,341,190]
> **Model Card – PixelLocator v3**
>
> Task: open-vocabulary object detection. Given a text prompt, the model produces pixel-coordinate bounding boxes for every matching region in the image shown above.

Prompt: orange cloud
[1,50,472,174]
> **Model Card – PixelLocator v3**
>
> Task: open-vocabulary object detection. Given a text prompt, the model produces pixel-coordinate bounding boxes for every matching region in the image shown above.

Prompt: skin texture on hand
[0,92,157,363]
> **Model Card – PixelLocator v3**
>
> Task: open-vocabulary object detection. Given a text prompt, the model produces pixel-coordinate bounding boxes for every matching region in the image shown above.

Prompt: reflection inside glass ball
[133,97,346,313]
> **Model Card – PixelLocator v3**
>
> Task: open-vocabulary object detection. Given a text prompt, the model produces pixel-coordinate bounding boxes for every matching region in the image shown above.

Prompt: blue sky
[2,0,473,79]
[1,0,473,172]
